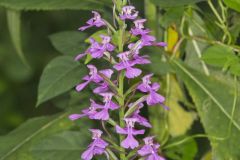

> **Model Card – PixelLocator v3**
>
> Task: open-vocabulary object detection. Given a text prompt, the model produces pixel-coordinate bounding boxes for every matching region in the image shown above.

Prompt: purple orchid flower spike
[79,11,106,31]
[76,65,113,92]
[138,136,165,160]
[81,129,109,160]
[120,6,139,20]
[128,103,152,128]
[93,92,119,120]
[114,51,142,79]
[116,118,145,149]
[137,74,165,106]
[75,35,115,61]
[69,99,103,121]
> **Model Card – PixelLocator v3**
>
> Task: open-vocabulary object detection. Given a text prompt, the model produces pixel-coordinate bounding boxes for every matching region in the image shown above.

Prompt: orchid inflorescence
[69,1,167,160]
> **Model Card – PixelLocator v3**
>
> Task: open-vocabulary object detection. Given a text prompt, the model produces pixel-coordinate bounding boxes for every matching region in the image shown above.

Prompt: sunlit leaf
[167,75,196,137]
[202,44,237,67]
[172,60,240,159]
[223,0,240,12]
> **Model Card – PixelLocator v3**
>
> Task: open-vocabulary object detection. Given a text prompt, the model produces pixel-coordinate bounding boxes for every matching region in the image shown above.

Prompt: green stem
[116,1,126,158]
[118,71,126,160]
[227,76,238,137]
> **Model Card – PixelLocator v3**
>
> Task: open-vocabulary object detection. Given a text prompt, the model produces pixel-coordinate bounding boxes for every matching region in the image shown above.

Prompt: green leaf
[49,31,87,56]
[150,0,206,7]
[0,0,110,11]
[223,0,240,12]
[85,30,108,44]
[31,131,90,160]
[0,113,73,160]
[37,56,87,106]
[230,61,240,76]
[202,44,237,68]
[172,60,240,159]
[7,9,29,67]
[165,137,198,160]
[167,75,196,137]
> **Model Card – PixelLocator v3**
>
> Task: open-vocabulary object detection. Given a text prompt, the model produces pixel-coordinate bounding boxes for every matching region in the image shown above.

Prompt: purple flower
[138,137,165,160]
[76,65,113,92]
[81,129,108,160]
[137,74,165,106]
[128,103,152,128]
[93,70,114,94]
[75,35,115,60]
[101,35,115,52]
[116,118,145,149]
[79,11,105,31]
[131,19,150,36]
[120,6,138,20]
[114,51,150,79]
[69,99,103,120]
[93,92,119,120]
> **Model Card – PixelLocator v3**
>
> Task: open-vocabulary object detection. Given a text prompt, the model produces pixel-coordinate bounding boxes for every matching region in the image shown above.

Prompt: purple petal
[126,67,142,78]
[155,42,167,47]
[116,125,128,134]
[76,81,90,92]
[78,25,91,31]
[93,84,108,94]
[151,82,160,91]
[81,147,94,160]
[94,139,109,149]
[132,129,145,135]
[90,50,104,58]
[68,114,86,121]
[146,91,165,106]
[113,62,127,71]
[75,53,87,61]
[93,109,109,120]
[107,101,119,110]
[99,69,114,78]
[121,134,139,149]
[137,83,149,92]
[138,145,152,156]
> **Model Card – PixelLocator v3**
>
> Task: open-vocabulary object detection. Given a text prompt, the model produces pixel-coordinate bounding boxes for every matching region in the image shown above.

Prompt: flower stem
[117,10,127,160]
[118,71,126,160]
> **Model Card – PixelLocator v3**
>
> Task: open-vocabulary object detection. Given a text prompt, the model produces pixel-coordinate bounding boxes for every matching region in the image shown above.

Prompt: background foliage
[0,0,239,159]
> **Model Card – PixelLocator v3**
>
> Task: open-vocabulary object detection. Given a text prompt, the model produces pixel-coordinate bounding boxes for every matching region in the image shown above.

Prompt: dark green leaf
[31,131,91,160]
[172,60,240,159]
[49,31,87,56]
[0,0,110,11]
[0,113,73,160]
[150,0,206,7]
[37,56,87,106]
[223,0,240,12]
[165,137,198,160]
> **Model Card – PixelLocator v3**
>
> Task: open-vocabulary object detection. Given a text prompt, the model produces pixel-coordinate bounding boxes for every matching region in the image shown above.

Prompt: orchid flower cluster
[69,1,167,160]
